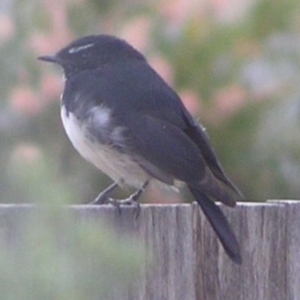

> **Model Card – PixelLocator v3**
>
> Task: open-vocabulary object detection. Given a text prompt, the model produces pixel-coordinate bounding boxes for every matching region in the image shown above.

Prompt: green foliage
[0,206,144,300]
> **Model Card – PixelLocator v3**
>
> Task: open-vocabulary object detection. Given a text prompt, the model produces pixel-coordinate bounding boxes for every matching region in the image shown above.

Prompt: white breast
[60,105,151,188]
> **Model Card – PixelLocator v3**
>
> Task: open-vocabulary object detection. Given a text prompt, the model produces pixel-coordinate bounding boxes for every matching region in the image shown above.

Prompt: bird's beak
[38,54,59,64]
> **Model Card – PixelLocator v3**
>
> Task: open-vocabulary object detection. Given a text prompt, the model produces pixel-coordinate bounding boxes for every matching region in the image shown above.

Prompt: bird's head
[38,34,145,78]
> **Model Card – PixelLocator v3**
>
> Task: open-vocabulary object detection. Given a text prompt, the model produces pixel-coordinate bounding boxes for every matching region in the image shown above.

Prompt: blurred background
[1,0,300,298]
[1,0,300,205]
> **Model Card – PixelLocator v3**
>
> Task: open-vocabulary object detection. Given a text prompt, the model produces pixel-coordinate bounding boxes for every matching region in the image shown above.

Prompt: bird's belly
[60,107,150,188]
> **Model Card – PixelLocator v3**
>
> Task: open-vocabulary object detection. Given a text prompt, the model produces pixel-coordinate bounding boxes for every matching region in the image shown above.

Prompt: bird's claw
[106,197,141,219]
[90,181,148,219]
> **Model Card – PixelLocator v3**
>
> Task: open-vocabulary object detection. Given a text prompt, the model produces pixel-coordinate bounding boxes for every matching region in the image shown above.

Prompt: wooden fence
[0,200,299,300]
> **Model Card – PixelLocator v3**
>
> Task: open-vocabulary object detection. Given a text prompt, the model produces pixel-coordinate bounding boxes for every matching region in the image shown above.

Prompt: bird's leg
[107,181,149,218]
[125,181,149,202]
[90,182,118,204]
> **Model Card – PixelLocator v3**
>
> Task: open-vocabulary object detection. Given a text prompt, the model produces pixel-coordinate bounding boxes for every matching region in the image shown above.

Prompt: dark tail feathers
[189,186,242,264]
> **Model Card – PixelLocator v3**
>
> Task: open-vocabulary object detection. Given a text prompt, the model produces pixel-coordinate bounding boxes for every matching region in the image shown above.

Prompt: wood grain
[0,202,299,300]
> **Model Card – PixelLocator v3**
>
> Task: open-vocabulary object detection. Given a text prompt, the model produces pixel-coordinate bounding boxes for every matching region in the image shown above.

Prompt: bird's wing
[121,112,236,207]
[181,109,244,198]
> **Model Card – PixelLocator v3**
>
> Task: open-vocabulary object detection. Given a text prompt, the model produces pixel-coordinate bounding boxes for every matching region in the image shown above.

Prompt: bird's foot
[106,196,141,218]
[90,181,149,218]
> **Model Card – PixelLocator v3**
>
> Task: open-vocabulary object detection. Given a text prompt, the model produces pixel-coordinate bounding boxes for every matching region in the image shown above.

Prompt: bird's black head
[38,34,146,78]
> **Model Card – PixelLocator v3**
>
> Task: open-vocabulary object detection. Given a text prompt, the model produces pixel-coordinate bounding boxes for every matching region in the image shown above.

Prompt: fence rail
[0,201,299,300]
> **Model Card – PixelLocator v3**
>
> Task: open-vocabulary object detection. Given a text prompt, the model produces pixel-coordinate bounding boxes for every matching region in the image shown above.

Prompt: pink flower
[10,86,42,115]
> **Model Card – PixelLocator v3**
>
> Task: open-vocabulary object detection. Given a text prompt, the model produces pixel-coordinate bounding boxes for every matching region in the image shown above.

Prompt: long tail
[189,186,242,264]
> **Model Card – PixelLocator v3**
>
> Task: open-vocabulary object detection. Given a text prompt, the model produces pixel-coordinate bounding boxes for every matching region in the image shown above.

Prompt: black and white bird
[39,34,243,264]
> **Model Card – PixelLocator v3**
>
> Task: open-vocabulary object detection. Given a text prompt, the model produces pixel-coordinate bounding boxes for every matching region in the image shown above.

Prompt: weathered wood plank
[73,204,196,300]
[0,202,299,300]
[141,205,196,300]
[271,200,300,300]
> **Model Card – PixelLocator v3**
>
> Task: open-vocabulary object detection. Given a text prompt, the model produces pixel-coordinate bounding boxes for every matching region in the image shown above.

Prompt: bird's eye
[68,43,94,54]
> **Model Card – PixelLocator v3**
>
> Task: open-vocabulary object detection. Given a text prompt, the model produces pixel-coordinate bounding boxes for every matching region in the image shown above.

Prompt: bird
[38,34,243,264]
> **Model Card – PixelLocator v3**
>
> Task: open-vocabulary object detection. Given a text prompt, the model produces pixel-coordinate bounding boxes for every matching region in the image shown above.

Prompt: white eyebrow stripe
[68,43,94,54]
